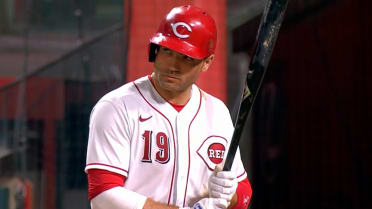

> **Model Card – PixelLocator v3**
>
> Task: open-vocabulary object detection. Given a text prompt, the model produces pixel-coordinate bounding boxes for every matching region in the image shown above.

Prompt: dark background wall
[232,0,371,208]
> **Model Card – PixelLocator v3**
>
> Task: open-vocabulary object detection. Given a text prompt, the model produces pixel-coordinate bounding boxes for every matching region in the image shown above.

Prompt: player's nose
[166,55,181,73]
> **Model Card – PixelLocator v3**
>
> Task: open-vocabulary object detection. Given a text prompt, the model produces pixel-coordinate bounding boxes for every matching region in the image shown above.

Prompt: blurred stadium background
[0,0,370,209]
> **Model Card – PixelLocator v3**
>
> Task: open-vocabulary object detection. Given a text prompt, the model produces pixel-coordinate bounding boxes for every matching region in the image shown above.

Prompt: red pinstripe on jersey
[183,88,202,207]
[133,81,177,205]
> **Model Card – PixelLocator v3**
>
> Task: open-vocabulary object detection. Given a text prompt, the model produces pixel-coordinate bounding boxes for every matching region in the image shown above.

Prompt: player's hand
[190,197,229,209]
[208,164,238,205]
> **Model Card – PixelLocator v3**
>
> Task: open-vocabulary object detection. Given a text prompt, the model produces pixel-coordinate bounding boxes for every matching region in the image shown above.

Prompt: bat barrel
[223,0,289,171]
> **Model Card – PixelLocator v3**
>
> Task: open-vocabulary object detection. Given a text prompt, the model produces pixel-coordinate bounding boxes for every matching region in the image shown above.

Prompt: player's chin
[161,82,180,91]
[157,78,175,87]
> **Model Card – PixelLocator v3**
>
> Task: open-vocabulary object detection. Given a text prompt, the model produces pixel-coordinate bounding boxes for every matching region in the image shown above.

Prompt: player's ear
[201,55,214,72]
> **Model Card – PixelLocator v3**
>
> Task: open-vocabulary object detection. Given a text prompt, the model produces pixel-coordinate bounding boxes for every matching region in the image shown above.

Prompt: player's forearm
[91,186,147,209]
[91,186,181,209]
[143,198,179,209]
[227,193,238,209]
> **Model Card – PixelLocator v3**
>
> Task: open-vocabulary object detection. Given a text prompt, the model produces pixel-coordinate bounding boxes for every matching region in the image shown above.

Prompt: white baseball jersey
[85,75,247,207]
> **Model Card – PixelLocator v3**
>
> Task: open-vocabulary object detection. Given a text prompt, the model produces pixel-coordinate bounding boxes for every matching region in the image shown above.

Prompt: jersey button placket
[174,115,188,206]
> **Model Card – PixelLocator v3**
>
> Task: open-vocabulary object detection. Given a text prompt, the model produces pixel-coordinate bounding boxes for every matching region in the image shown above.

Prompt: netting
[0,7,126,209]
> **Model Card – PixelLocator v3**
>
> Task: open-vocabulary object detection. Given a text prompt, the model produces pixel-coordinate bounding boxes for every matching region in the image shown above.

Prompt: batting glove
[208,165,238,205]
[188,197,229,209]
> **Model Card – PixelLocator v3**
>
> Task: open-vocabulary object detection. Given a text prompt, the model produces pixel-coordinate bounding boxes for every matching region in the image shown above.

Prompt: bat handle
[223,139,240,171]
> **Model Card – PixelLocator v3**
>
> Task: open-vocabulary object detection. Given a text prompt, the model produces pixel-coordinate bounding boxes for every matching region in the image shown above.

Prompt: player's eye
[160,47,171,54]
[184,55,194,62]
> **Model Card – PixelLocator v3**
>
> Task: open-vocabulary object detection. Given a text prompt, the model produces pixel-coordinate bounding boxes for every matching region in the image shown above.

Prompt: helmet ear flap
[149,43,160,62]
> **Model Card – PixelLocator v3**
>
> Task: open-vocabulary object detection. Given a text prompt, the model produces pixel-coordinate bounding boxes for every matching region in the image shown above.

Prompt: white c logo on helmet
[171,22,192,39]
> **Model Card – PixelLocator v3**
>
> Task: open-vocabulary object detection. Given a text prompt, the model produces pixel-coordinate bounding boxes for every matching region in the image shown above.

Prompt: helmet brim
[150,33,209,60]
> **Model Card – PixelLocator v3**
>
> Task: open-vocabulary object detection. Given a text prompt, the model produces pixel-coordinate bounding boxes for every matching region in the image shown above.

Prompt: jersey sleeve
[85,100,131,177]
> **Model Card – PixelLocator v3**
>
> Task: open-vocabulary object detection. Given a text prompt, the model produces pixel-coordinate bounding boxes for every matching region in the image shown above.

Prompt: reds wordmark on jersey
[85,76,247,207]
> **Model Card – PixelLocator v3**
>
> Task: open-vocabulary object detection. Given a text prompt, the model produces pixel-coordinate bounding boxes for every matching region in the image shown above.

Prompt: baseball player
[85,5,252,209]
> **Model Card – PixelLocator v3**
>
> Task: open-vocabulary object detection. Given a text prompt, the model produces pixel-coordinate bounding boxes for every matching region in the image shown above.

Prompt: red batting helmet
[149,5,217,62]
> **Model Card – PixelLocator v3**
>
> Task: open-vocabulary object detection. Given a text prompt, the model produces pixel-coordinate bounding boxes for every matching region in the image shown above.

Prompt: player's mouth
[164,74,180,80]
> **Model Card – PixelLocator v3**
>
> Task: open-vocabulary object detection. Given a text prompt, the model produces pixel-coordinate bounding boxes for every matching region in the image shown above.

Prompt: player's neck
[164,89,191,105]
[149,75,191,105]
[156,86,191,105]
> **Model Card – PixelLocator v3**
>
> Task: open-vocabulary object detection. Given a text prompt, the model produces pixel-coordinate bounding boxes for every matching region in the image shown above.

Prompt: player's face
[153,46,213,94]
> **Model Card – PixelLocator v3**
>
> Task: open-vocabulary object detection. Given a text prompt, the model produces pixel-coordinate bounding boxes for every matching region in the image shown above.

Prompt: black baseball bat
[223,0,289,171]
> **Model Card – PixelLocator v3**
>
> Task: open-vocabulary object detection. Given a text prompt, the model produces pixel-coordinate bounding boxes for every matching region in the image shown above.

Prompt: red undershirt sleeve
[87,169,126,200]
[232,178,253,209]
